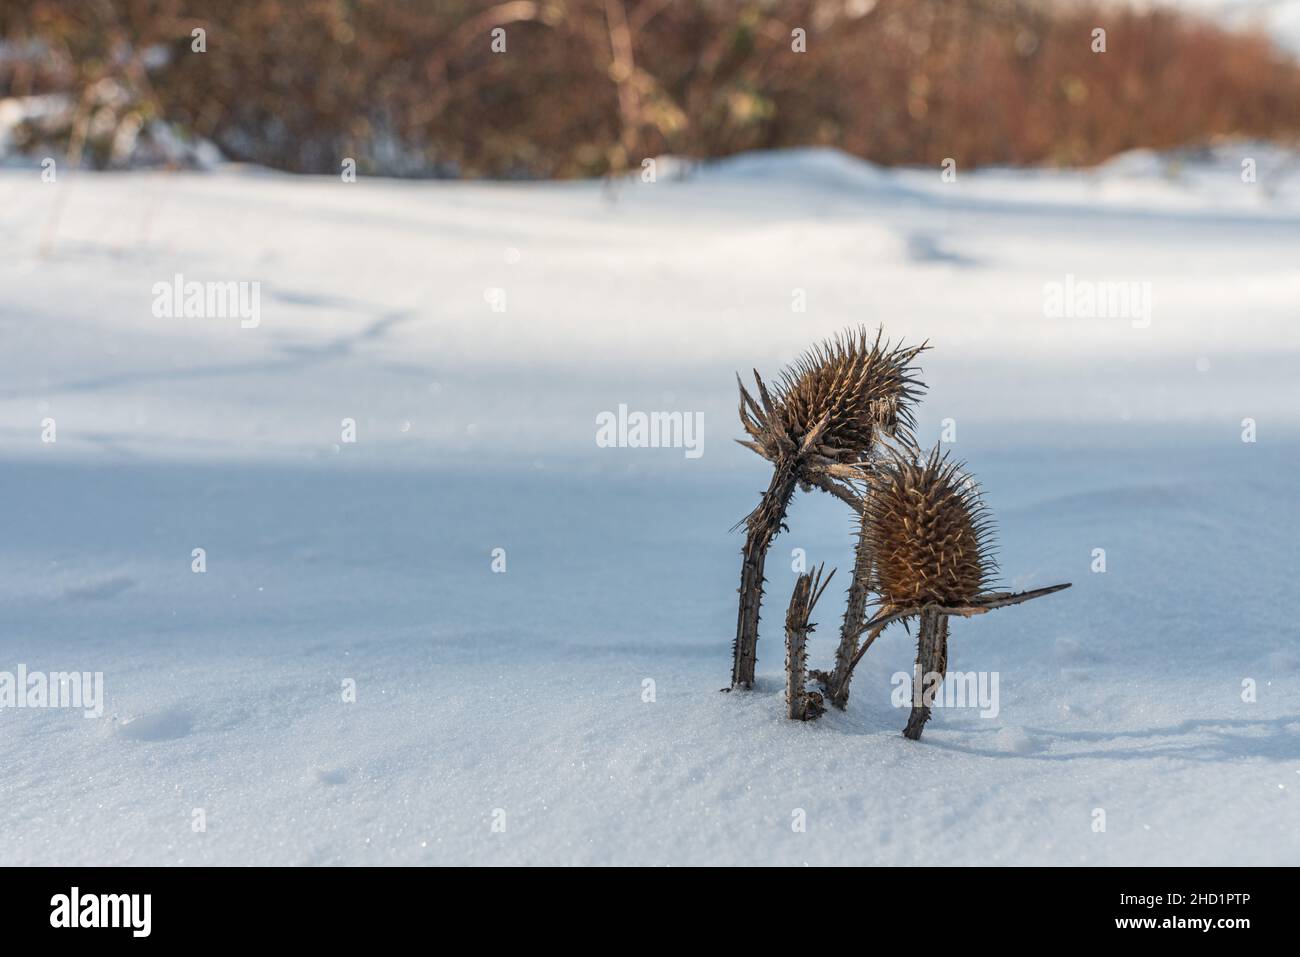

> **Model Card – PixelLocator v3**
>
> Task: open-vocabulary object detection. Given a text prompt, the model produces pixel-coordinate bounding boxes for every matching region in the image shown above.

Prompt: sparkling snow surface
[1,149,1297,865]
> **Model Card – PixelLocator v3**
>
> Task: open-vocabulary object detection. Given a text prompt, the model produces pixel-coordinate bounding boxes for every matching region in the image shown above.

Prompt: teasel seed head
[737,325,928,476]
[865,444,998,609]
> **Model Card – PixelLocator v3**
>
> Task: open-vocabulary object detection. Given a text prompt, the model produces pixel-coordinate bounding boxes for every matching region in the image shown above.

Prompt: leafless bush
[2,0,1297,175]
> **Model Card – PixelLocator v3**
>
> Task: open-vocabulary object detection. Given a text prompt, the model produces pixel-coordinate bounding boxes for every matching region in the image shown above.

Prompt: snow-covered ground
[1,147,1297,865]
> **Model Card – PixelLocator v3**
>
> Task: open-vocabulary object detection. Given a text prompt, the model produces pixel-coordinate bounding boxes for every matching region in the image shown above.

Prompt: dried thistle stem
[785,565,833,721]
[826,505,873,709]
[903,609,949,740]
[732,468,797,689]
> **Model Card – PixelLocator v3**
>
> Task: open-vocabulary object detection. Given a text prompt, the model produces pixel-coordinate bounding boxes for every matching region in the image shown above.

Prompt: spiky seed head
[865,445,997,608]
[738,326,927,471]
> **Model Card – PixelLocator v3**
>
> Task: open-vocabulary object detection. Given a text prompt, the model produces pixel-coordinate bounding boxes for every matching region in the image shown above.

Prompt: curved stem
[827,507,873,709]
[731,467,798,689]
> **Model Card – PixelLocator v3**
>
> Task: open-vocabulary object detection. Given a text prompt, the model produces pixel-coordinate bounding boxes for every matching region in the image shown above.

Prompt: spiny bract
[738,326,927,473]
[865,445,998,608]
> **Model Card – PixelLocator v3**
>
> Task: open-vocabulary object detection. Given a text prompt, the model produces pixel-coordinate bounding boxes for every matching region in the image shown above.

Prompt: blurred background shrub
[2,0,1297,176]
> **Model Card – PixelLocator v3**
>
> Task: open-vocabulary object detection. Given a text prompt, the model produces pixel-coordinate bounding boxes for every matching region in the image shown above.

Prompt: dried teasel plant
[730,326,927,690]
[828,445,1070,738]
[869,445,998,612]
[784,564,835,721]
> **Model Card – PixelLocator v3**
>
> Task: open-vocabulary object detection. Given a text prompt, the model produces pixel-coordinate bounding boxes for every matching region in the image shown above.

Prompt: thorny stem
[827,619,889,704]
[827,505,873,709]
[785,565,834,721]
[731,466,798,689]
[903,611,949,740]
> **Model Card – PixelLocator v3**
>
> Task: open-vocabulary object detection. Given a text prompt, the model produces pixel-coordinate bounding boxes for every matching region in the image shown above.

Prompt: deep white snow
[0,146,1297,865]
